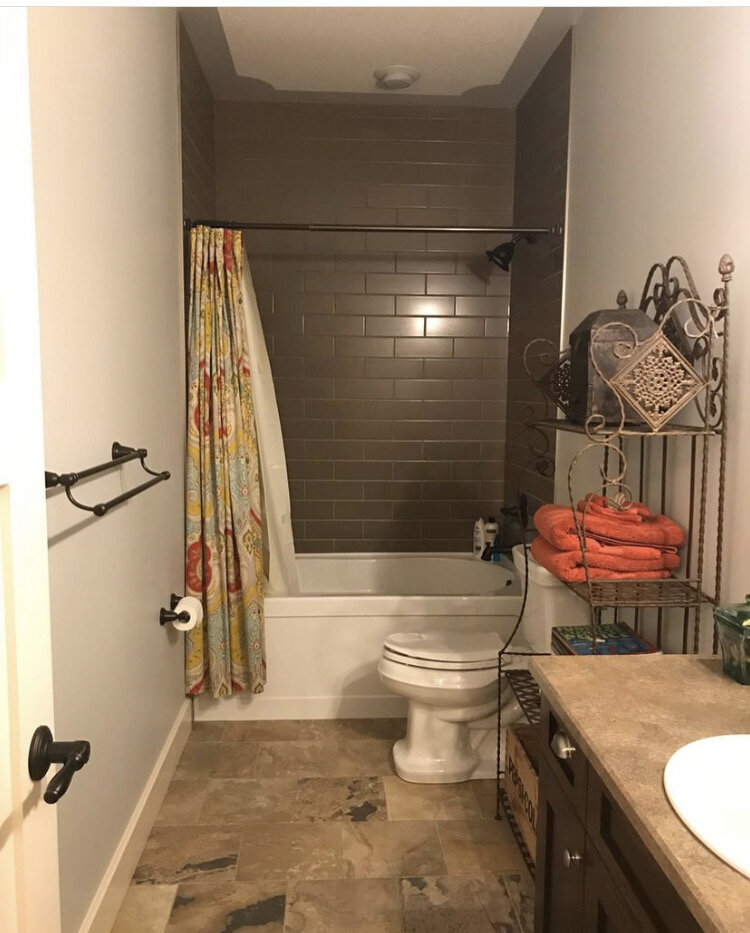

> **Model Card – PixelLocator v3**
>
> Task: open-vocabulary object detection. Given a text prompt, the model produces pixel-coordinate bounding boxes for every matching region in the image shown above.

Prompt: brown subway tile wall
[179,22,215,220]
[505,33,572,514]
[214,101,514,551]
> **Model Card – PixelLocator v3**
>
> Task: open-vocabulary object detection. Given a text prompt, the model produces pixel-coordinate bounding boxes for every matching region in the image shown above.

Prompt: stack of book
[551,622,659,655]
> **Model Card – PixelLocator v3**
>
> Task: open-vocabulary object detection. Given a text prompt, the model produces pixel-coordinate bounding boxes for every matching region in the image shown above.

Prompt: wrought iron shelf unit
[533,417,720,439]
[561,577,712,611]
[515,254,732,652]
[504,669,542,724]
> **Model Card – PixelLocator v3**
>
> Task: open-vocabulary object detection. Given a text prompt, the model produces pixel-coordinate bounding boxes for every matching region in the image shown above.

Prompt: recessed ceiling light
[373,65,421,90]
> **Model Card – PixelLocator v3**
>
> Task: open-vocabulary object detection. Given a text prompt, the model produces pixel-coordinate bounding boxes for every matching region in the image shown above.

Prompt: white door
[0,8,62,932]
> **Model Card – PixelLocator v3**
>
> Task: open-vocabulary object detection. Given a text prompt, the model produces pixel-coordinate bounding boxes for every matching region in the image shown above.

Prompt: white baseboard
[194,692,407,721]
[79,699,191,933]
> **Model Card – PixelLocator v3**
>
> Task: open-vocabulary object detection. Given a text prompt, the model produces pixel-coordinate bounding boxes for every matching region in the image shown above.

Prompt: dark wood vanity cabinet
[535,698,704,933]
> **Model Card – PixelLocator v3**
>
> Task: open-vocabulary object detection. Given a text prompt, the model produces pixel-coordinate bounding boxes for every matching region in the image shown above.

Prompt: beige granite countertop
[530,655,750,933]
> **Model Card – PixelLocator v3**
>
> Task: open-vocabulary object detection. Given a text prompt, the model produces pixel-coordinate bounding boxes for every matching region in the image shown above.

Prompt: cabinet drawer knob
[551,730,576,760]
[563,848,583,869]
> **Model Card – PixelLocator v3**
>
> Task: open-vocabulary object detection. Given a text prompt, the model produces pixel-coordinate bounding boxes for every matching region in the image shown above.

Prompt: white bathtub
[194,552,522,721]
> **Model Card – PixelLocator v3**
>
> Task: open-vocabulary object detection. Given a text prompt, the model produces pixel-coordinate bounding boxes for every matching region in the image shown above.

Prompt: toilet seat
[383,630,502,672]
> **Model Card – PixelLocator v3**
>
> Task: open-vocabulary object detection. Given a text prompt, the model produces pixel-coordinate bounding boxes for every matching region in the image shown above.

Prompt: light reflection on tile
[112,884,176,933]
[156,781,210,826]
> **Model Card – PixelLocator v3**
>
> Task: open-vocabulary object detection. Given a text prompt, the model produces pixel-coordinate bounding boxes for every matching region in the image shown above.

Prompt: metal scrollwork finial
[719,254,734,282]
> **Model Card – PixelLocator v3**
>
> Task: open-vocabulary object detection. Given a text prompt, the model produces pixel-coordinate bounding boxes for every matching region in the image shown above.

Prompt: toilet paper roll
[172,595,203,632]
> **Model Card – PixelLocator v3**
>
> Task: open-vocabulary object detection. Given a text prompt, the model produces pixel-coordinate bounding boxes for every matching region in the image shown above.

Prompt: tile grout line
[433,819,450,876]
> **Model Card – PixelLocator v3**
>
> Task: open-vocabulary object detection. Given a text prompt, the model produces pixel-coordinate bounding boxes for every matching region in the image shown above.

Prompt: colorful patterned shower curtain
[184,226,266,698]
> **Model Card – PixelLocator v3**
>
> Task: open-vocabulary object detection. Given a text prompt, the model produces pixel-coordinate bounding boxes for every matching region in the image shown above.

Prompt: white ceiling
[217,7,542,98]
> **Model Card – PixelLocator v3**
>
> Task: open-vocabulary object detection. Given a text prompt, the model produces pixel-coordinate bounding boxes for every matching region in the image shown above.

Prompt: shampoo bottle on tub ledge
[484,516,499,549]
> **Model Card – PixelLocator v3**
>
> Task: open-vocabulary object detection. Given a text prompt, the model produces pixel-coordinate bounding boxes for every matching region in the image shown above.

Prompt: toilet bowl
[378,631,525,783]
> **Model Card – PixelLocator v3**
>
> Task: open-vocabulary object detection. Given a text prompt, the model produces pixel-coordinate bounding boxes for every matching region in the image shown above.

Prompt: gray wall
[29,9,185,930]
[505,33,571,513]
[215,101,515,552]
[180,21,215,220]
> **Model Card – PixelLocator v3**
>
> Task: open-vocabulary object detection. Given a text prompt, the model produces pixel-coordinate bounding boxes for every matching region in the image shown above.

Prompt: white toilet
[378,544,589,783]
[378,630,519,783]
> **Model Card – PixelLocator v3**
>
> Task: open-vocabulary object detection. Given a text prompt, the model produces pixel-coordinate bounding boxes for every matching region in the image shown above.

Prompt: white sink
[664,734,750,880]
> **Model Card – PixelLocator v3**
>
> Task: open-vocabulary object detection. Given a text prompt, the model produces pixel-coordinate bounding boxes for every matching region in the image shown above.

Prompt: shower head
[486,233,536,271]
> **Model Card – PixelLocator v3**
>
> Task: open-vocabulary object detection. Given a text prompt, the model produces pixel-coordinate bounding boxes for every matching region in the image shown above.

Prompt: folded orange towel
[531,535,675,584]
[535,500,685,551]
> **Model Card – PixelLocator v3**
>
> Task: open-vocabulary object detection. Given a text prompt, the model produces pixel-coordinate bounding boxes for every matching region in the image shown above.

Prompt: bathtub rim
[265,594,523,618]
[265,550,521,617]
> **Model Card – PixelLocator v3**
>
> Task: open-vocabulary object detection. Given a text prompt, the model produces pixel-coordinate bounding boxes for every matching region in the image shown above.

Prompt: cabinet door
[586,769,703,933]
[535,754,586,933]
[583,851,642,933]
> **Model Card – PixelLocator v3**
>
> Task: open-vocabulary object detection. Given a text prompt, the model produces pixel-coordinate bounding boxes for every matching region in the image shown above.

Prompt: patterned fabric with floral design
[184,226,266,698]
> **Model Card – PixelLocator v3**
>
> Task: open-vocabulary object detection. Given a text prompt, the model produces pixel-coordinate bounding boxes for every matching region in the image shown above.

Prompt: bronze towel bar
[45,442,170,517]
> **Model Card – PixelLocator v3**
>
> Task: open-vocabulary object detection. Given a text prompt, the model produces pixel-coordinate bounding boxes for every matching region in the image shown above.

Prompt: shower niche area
[179,16,572,718]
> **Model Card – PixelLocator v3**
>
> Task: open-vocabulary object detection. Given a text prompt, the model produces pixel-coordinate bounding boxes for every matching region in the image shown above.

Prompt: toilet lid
[383,630,502,664]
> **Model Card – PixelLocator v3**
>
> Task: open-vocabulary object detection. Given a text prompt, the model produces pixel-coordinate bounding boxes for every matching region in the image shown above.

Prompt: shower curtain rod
[184,219,562,236]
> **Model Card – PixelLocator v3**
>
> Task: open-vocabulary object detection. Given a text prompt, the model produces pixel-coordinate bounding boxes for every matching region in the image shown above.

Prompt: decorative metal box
[568,292,659,425]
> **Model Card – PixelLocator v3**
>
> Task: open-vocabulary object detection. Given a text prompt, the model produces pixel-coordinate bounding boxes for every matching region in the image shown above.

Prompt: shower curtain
[184,226,266,698]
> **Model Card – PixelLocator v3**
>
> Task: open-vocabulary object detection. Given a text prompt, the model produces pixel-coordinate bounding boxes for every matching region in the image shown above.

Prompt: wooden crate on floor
[505,723,539,860]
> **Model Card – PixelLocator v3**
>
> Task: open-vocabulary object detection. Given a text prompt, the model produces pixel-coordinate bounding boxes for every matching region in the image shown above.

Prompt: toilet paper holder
[160,593,190,626]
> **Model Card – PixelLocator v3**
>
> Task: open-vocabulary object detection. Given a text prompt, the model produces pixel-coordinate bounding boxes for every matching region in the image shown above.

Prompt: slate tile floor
[114,719,533,932]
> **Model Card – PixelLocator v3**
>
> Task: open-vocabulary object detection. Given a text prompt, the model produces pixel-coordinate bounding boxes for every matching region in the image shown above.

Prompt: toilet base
[392,689,525,784]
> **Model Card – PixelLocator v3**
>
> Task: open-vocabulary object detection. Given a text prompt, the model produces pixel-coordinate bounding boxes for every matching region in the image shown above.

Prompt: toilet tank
[512,543,590,652]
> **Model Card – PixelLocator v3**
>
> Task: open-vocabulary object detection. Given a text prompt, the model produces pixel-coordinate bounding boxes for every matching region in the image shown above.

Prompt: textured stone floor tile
[285,878,402,932]
[400,876,495,933]
[336,739,396,777]
[384,776,482,821]
[112,884,176,933]
[500,871,535,933]
[133,826,241,885]
[472,780,501,820]
[254,741,341,779]
[342,820,446,878]
[474,875,524,932]
[437,821,527,875]
[223,720,304,743]
[236,823,344,881]
[199,779,299,824]
[296,776,387,822]
[189,722,227,743]
[156,781,210,826]
[166,880,286,932]
[300,718,407,742]
[175,741,259,779]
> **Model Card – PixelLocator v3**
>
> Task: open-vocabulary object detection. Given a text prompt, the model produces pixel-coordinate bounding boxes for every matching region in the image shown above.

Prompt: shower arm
[183,219,563,236]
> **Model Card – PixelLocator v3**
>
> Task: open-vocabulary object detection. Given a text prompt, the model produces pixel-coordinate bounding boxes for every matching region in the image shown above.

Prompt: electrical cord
[493,493,552,823]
